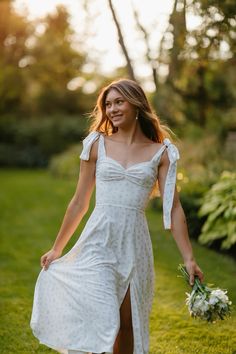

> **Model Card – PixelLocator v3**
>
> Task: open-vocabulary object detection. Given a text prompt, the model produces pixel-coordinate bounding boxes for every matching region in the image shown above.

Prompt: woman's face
[105,89,137,129]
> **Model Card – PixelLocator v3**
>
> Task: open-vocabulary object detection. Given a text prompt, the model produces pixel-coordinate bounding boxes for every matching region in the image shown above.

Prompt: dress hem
[31,334,113,354]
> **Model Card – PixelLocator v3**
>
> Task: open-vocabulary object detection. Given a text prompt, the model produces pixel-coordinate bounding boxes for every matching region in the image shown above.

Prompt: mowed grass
[0,169,235,354]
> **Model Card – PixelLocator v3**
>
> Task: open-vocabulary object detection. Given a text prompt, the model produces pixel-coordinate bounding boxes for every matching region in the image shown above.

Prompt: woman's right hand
[40,248,62,270]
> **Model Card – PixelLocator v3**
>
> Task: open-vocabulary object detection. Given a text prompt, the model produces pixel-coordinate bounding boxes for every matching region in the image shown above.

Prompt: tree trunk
[132,5,158,90]
[107,0,136,81]
[168,0,187,82]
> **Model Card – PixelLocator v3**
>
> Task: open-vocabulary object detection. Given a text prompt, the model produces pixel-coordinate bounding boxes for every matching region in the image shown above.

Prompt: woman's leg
[113,284,134,354]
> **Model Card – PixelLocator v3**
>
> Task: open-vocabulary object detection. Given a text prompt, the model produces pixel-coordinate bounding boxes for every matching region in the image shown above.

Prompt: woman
[30,78,204,354]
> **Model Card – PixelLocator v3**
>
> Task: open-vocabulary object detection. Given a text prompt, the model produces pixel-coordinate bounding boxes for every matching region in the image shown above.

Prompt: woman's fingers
[190,266,204,286]
[189,273,195,286]
[44,256,52,270]
[40,255,46,267]
[185,261,204,286]
[196,267,204,283]
[44,260,50,270]
[40,254,51,269]
[40,249,61,270]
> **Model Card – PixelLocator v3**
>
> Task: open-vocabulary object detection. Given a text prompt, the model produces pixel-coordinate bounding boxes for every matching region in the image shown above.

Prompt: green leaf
[198,230,226,245]
[221,234,236,249]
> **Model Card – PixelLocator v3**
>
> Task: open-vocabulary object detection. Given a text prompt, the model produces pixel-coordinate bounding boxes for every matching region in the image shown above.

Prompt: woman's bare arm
[158,150,204,285]
[41,140,99,270]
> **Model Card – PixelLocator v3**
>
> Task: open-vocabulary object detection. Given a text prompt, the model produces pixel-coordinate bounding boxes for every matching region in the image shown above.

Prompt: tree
[28,5,87,115]
[154,0,236,129]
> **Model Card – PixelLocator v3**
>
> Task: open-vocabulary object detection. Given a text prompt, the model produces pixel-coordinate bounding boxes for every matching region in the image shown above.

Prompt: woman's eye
[117,100,123,104]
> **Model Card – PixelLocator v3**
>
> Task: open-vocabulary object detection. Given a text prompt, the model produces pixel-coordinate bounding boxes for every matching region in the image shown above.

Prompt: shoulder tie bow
[162,138,180,229]
[79,131,100,161]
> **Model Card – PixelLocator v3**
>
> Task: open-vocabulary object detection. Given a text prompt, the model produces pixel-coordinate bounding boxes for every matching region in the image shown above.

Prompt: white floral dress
[30,131,180,354]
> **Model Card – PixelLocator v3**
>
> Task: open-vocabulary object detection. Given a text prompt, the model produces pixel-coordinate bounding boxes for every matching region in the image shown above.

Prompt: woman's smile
[111,114,123,120]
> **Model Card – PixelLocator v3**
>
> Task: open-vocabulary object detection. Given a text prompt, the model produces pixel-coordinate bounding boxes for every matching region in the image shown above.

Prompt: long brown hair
[89,78,174,142]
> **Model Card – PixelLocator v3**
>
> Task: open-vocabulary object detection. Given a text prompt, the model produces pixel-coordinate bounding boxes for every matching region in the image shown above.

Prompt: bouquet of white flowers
[178,264,232,322]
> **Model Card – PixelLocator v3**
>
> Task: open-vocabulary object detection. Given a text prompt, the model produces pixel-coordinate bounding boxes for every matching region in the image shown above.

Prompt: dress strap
[151,144,167,163]
[79,131,100,161]
[162,138,180,230]
[99,133,106,158]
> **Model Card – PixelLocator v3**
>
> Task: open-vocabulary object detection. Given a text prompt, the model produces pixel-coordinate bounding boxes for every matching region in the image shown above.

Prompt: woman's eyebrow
[105,96,124,103]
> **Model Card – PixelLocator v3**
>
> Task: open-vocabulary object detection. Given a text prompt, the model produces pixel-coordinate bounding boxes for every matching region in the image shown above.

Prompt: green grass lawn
[0,169,235,354]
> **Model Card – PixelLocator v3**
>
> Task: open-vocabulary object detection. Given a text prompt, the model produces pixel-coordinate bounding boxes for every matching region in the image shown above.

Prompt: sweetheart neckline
[100,134,166,171]
[104,156,155,171]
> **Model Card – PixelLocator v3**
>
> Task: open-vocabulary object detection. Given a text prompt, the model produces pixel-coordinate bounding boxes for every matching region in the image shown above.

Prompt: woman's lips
[112,115,122,119]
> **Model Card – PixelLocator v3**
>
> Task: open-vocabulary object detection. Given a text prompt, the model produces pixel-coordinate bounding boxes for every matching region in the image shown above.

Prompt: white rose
[192,295,209,314]
[201,300,210,313]
[209,294,219,305]
[211,289,229,303]
[192,295,202,310]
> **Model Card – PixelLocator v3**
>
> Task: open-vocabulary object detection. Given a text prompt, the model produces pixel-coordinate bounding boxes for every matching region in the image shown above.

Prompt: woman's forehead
[105,88,123,101]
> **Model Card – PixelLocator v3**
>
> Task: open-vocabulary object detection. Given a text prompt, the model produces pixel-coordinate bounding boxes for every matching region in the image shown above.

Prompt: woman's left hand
[184,259,204,286]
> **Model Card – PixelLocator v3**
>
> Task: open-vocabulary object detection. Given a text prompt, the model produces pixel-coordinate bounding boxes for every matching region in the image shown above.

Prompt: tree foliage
[28,6,86,114]
[0,2,92,117]
[0,2,32,114]
[152,0,236,130]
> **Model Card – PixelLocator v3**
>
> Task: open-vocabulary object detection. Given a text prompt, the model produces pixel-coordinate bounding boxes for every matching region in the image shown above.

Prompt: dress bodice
[80,131,180,229]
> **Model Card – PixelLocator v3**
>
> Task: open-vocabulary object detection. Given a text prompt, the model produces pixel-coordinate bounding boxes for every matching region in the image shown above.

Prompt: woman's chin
[112,121,123,127]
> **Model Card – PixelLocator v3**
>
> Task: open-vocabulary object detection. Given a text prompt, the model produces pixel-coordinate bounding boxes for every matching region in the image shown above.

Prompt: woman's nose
[110,103,118,113]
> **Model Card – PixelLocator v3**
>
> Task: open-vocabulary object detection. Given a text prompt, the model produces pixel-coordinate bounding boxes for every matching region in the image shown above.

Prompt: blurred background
[1,0,236,253]
[1,1,236,352]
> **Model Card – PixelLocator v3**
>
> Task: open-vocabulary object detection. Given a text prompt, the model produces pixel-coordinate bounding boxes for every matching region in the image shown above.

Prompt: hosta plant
[198,171,236,250]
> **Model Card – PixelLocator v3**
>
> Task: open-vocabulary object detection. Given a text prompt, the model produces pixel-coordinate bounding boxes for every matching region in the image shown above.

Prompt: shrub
[198,171,236,250]
[49,144,81,179]
[0,115,88,167]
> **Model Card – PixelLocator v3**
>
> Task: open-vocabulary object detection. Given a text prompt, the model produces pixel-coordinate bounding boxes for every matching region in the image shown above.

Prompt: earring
[136,111,139,120]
